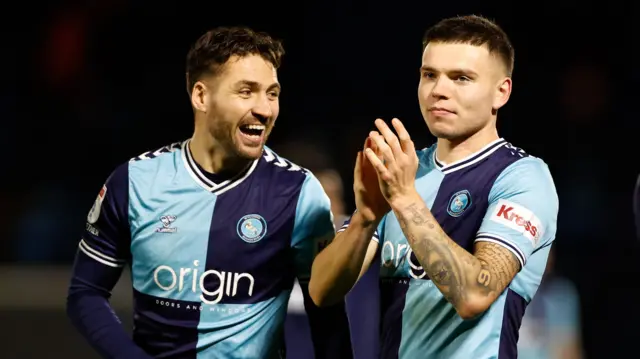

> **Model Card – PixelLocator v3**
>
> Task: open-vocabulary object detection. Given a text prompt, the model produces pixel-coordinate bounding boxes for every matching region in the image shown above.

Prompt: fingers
[354,151,362,180]
[364,136,375,155]
[369,131,396,168]
[374,119,403,157]
[365,131,382,162]
[391,118,415,154]
[364,148,389,179]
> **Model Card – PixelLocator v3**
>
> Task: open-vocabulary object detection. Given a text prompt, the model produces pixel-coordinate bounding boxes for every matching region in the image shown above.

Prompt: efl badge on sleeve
[87,185,107,224]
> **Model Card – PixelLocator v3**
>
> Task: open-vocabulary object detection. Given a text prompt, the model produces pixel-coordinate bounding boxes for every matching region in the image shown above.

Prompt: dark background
[1,1,638,358]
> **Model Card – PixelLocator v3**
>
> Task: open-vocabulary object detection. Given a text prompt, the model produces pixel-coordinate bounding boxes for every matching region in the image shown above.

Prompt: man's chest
[127,186,297,303]
[378,175,488,279]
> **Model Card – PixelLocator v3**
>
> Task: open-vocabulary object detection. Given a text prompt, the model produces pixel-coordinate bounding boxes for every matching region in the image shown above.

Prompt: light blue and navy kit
[67,140,352,359]
[338,138,559,359]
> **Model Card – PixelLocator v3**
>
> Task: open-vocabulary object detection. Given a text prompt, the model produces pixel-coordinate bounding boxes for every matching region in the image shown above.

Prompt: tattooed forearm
[405,203,435,228]
[474,242,520,296]
[393,199,521,313]
[396,202,472,306]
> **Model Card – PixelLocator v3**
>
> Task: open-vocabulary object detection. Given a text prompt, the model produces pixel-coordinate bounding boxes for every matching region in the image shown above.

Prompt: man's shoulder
[259,146,314,186]
[102,141,185,190]
[496,150,555,190]
[490,145,559,225]
[128,141,184,166]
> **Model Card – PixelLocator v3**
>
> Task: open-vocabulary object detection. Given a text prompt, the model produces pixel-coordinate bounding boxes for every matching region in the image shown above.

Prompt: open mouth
[238,124,266,146]
[239,124,265,137]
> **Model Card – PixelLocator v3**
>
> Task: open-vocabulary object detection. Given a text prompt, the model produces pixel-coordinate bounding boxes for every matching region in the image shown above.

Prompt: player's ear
[492,76,512,111]
[191,81,208,113]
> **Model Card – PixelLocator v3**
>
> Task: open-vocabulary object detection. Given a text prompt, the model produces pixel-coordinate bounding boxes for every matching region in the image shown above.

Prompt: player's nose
[251,97,273,122]
[430,77,451,99]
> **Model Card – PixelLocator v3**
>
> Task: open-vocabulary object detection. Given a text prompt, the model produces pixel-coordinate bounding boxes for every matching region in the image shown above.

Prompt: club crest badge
[237,214,267,243]
[447,190,471,217]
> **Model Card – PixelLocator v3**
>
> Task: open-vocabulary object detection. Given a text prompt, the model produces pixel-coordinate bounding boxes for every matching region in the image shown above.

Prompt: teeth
[245,125,265,131]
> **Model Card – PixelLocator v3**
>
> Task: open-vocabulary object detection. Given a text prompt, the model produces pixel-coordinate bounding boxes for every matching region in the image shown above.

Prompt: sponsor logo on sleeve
[489,199,543,246]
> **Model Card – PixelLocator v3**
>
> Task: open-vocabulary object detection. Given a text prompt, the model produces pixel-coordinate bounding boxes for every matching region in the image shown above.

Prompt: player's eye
[456,76,471,82]
[239,89,252,96]
[267,91,280,98]
[422,71,436,79]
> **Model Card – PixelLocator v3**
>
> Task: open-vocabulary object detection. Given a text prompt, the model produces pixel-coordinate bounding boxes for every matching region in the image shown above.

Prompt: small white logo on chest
[156,215,177,233]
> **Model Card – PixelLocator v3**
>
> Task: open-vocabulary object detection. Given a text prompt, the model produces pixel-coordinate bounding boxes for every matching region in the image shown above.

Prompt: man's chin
[235,144,265,161]
[427,122,466,141]
[428,126,454,140]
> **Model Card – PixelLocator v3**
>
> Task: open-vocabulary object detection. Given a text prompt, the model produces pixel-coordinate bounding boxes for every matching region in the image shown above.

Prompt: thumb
[354,151,362,181]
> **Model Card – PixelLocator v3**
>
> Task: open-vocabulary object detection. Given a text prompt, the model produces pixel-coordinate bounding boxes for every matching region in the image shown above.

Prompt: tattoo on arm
[405,204,434,227]
[397,203,471,307]
[396,202,521,309]
[474,242,521,296]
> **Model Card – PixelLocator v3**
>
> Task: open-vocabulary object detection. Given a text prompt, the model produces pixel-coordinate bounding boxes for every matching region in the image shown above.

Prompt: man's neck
[189,131,251,176]
[435,125,499,165]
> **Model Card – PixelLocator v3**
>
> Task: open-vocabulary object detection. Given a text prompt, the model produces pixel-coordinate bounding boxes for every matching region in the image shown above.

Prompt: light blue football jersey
[339,138,559,359]
[71,140,352,359]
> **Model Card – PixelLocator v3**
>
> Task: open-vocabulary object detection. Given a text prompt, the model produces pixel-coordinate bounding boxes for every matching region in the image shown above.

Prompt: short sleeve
[291,173,336,282]
[475,157,559,268]
[78,163,131,268]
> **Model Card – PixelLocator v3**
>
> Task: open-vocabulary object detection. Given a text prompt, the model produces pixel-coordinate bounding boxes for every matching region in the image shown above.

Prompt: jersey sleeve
[475,157,559,269]
[78,163,131,271]
[336,210,384,243]
[67,163,151,359]
[291,173,336,283]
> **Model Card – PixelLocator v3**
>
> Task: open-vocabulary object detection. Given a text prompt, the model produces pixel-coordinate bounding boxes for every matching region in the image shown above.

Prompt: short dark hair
[186,26,285,94]
[422,15,514,76]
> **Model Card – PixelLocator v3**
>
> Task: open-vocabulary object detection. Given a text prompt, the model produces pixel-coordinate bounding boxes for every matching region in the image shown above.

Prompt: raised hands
[353,136,390,225]
[363,118,419,207]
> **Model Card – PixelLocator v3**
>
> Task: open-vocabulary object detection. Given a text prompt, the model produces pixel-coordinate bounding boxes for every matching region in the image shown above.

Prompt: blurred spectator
[316,169,348,227]
[9,181,90,263]
[544,54,638,357]
[551,58,614,245]
[518,247,583,359]
[277,140,379,359]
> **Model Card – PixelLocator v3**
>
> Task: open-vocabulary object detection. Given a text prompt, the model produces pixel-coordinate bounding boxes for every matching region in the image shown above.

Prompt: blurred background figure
[518,247,583,359]
[277,140,379,359]
[316,169,349,227]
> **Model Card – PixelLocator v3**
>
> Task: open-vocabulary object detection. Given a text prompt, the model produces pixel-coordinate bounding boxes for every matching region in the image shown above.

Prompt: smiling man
[309,15,559,359]
[66,26,352,359]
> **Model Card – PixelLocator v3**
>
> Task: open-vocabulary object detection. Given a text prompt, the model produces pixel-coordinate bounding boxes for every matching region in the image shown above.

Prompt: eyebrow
[420,66,479,77]
[235,80,281,91]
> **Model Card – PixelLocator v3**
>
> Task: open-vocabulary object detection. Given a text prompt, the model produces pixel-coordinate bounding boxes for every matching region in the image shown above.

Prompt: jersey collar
[434,138,507,174]
[181,140,259,195]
